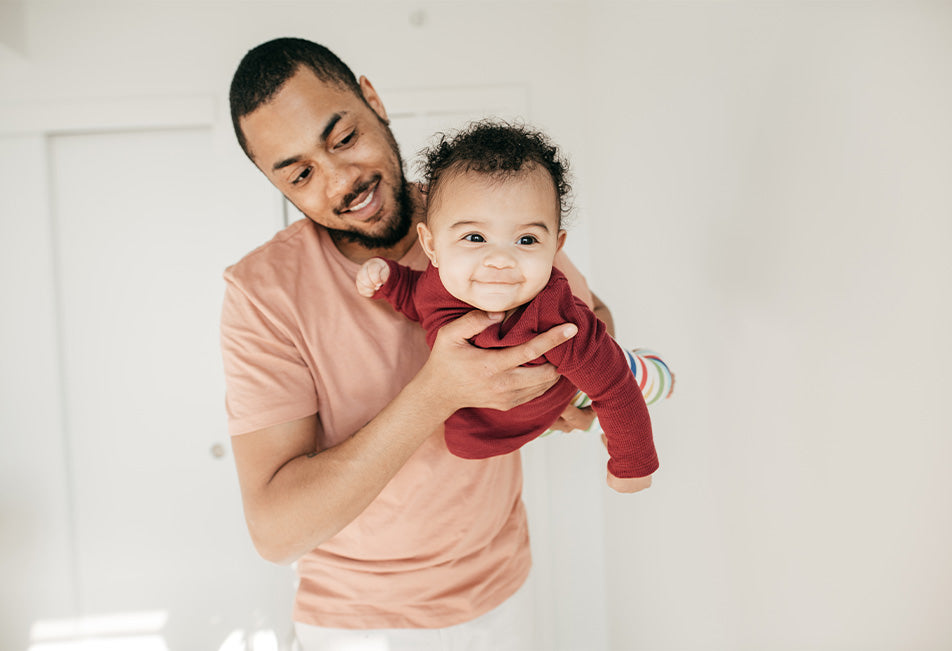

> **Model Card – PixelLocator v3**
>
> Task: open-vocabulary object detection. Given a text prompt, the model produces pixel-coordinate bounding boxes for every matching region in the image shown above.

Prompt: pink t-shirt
[220,219,593,629]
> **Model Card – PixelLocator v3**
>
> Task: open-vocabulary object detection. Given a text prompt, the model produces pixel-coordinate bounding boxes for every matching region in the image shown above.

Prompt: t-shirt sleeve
[220,275,319,436]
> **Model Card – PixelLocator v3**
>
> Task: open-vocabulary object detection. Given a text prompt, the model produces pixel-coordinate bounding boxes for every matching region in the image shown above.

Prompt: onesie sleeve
[372,258,424,323]
[548,290,659,479]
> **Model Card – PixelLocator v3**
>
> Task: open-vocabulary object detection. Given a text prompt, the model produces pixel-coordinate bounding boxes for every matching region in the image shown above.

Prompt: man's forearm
[239,368,456,565]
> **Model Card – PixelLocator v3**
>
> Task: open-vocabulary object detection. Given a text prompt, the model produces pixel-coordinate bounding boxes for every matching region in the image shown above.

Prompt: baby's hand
[356,258,390,297]
[607,472,653,494]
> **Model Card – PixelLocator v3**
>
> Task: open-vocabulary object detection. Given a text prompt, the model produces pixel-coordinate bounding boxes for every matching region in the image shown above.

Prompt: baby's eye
[292,167,312,185]
[517,235,539,245]
[462,233,485,243]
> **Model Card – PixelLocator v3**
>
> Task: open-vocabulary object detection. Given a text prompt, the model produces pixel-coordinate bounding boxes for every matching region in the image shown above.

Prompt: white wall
[1,1,950,650]
[582,2,952,650]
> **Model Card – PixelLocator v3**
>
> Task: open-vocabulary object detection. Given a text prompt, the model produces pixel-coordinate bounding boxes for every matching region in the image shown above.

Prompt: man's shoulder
[224,219,320,287]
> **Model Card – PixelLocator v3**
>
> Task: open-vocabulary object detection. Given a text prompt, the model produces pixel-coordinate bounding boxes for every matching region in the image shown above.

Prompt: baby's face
[418,165,566,313]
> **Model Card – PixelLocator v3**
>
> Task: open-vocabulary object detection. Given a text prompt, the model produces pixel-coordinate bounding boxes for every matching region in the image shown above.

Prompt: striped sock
[540,345,673,437]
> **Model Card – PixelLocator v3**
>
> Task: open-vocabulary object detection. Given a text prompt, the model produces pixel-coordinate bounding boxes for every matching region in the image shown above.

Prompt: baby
[356,120,658,493]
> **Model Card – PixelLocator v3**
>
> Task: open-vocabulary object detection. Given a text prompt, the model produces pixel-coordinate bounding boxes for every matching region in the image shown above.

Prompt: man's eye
[291,167,312,185]
[336,130,357,148]
[518,235,539,245]
[462,234,485,243]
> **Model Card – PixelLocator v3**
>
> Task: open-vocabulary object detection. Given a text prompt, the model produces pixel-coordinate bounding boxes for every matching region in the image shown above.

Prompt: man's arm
[231,310,578,565]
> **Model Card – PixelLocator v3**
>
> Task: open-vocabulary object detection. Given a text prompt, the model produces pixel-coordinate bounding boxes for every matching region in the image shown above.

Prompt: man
[223,37,616,649]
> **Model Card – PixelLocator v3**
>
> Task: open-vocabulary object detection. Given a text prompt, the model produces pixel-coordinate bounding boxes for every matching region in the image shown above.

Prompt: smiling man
[222,38,607,650]
[236,63,416,257]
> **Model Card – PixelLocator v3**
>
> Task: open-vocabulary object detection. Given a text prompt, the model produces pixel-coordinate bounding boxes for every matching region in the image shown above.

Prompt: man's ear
[556,229,567,252]
[358,76,389,123]
[417,222,438,267]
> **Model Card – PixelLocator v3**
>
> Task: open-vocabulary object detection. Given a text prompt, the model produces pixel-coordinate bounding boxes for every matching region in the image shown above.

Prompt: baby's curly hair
[419,119,573,225]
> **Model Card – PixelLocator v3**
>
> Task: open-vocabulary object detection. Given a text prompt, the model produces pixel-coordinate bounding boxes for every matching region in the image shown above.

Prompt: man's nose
[326,160,361,205]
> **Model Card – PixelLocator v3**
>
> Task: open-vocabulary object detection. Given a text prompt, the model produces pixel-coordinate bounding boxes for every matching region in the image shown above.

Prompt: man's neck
[332,183,426,264]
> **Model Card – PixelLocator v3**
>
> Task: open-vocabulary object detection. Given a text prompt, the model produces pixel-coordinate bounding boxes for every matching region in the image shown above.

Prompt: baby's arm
[357,257,425,323]
[356,258,391,297]
[553,308,659,491]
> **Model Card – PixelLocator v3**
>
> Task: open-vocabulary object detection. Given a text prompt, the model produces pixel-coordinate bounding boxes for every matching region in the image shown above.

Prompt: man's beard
[326,120,415,251]
[325,172,415,250]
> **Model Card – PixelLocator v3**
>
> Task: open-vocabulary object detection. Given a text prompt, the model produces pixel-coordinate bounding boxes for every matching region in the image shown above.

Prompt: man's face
[418,166,566,314]
[240,67,412,255]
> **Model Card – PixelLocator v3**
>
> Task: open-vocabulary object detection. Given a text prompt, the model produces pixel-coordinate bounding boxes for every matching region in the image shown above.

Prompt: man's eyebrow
[271,112,346,172]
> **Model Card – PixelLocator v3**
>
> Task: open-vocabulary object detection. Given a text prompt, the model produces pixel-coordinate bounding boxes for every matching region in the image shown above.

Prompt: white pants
[293,578,536,651]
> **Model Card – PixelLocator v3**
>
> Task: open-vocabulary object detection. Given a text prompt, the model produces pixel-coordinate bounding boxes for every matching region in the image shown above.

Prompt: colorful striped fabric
[541,346,674,436]
[627,348,675,406]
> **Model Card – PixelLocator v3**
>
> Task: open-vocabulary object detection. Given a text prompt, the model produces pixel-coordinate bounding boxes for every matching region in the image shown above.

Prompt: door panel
[48,127,294,649]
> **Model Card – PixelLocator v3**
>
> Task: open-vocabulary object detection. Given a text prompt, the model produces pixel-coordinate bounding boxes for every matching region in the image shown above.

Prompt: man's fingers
[437,314,577,364]
[560,405,595,432]
[425,313,581,412]
[498,322,577,368]
[437,310,504,343]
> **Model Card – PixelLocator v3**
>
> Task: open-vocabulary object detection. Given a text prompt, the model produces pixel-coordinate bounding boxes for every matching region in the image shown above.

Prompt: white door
[44,126,294,650]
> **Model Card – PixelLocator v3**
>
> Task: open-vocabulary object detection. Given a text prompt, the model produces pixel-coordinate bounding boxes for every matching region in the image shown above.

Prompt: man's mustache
[336,174,381,214]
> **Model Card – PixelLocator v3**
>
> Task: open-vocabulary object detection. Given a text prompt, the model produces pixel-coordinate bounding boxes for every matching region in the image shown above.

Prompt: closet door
[0,135,75,651]
[48,127,293,649]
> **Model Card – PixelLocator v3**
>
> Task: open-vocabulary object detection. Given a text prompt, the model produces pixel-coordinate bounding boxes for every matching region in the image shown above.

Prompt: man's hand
[356,257,390,297]
[421,310,578,417]
[607,472,653,494]
[551,403,597,433]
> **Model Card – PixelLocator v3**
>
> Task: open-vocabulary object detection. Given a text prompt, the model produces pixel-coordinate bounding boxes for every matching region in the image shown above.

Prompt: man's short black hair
[419,119,573,226]
[229,37,362,158]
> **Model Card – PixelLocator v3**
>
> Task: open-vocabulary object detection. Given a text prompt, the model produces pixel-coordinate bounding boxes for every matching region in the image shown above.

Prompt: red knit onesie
[374,259,659,479]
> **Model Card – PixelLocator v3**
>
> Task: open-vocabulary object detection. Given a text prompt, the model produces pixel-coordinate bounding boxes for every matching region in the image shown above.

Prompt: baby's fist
[356,257,390,297]
[607,472,652,494]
